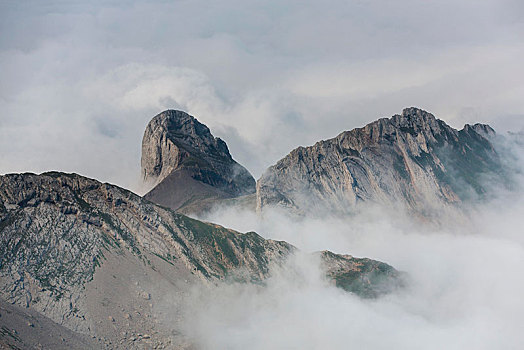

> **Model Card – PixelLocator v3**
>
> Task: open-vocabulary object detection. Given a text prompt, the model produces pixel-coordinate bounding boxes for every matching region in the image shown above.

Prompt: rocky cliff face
[257,107,503,216]
[0,172,400,348]
[141,110,255,212]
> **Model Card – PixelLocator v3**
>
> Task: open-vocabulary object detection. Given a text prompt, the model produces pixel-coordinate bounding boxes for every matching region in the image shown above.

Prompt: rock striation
[257,107,503,216]
[0,172,401,348]
[141,110,255,212]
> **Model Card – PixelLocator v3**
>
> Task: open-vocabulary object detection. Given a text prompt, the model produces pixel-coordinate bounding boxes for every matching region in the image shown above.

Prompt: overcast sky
[1,0,523,193]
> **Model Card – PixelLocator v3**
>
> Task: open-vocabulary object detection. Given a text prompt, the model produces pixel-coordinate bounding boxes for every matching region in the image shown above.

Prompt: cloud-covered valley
[183,136,524,349]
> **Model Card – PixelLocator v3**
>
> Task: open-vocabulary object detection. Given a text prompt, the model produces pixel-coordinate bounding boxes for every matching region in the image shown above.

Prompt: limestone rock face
[141,110,255,211]
[0,172,287,332]
[0,172,401,348]
[467,123,496,139]
[257,107,503,216]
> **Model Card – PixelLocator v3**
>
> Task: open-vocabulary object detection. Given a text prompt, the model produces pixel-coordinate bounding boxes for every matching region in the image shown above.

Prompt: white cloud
[1,2,524,347]
[185,141,524,349]
[1,0,523,187]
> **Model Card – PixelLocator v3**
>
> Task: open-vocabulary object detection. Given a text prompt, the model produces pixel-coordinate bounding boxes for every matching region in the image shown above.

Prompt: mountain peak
[390,107,441,132]
[150,110,220,140]
[142,110,232,187]
[143,110,230,171]
[401,106,434,118]
[257,107,503,216]
[141,109,255,212]
[464,123,496,139]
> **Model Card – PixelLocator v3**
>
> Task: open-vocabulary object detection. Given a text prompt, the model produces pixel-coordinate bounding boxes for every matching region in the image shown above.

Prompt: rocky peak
[141,110,232,186]
[330,107,457,154]
[465,123,496,139]
[256,107,504,216]
[392,107,444,134]
[397,106,437,123]
[141,110,255,211]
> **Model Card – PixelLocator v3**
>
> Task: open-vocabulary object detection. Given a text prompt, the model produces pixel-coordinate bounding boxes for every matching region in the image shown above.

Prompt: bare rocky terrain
[142,110,256,213]
[0,172,400,349]
[140,108,506,219]
[257,107,504,216]
[2,106,508,349]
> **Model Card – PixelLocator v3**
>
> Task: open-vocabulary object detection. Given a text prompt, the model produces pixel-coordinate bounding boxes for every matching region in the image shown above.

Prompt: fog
[2,1,524,348]
[176,137,524,349]
[1,0,524,192]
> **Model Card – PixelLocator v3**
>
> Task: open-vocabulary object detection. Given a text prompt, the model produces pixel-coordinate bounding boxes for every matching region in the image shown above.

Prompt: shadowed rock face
[0,172,401,348]
[257,107,503,216]
[141,110,255,211]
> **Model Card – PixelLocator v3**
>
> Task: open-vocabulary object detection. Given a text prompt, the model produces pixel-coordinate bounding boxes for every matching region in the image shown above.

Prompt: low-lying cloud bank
[176,137,524,349]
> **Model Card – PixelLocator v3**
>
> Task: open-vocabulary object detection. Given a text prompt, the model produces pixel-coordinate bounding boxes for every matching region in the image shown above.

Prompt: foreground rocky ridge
[142,110,256,212]
[0,172,400,348]
[257,107,504,216]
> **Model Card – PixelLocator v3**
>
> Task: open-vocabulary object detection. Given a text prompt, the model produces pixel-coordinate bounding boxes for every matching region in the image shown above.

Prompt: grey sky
[1,0,523,193]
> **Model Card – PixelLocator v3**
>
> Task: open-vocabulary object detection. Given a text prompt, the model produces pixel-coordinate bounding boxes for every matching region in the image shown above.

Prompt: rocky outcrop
[0,172,287,332]
[141,110,255,212]
[0,172,401,348]
[319,251,403,298]
[467,123,496,140]
[257,107,503,216]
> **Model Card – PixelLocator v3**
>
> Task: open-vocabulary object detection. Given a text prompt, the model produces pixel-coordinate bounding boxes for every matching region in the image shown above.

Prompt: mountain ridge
[256,107,503,216]
[0,171,401,348]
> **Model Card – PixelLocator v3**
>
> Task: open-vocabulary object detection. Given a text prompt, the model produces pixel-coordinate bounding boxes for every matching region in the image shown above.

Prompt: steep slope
[257,107,503,216]
[0,172,401,348]
[142,110,255,212]
[0,298,102,349]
